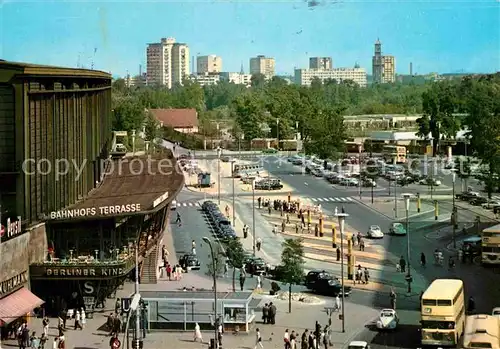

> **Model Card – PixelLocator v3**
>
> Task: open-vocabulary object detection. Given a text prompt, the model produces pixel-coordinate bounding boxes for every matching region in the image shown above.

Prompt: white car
[348,341,370,349]
[493,307,500,319]
[171,200,177,210]
[482,200,500,209]
[367,225,384,238]
[376,309,399,330]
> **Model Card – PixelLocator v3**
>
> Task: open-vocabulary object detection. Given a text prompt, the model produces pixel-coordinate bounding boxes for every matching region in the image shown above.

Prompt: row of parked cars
[201,201,237,243]
[456,191,500,211]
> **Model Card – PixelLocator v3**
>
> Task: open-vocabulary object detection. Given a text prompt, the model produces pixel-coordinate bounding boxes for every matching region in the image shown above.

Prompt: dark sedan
[312,278,352,297]
[180,254,201,271]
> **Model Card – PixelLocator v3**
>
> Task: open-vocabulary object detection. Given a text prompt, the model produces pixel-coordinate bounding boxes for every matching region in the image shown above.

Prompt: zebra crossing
[176,202,201,208]
[309,197,355,203]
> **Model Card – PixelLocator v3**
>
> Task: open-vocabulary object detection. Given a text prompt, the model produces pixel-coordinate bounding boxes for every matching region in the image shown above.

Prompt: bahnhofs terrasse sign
[48,204,142,219]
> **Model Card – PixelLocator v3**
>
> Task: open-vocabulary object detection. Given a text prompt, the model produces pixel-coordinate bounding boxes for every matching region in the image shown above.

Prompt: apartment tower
[309,57,333,70]
[146,37,190,88]
[249,55,275,80]
[197,55,223,74]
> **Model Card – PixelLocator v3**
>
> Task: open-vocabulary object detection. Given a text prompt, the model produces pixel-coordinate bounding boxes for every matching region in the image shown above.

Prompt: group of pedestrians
[261,303,277,324]
[354,265,370,284]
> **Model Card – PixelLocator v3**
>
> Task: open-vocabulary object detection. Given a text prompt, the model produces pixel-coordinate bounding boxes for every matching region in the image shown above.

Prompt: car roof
[349,341,368,346]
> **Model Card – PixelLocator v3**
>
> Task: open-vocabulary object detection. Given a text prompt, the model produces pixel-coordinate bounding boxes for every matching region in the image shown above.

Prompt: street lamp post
[402,193,412,294]
[238,133,244,160]
[217,147,221,205]
[336,213,349,333]
[394,178,398,218]
[231,160,235,226]
[276,118,279,149]
[202,237,219,349]
[131,243,143,349]
[252,179,256,256]
[452,170,457,248]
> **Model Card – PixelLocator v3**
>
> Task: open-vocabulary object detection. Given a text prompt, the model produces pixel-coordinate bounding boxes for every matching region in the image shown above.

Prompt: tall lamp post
[252,179,256,256]
[238,133,244,160]
[394,178,398,218]
[402,193,413,294]
[452,169,457,248]
[217,147,221,205]
[202,237,219,349]
[335,212,349,333]
[276,118,280,149]
[231,160,236,226]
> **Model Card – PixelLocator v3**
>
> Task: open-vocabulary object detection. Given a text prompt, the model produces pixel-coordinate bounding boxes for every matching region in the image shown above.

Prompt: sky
[1,0,499,77]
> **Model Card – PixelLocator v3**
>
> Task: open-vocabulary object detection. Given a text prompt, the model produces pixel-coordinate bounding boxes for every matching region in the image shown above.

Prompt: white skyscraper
[146,37,190,88]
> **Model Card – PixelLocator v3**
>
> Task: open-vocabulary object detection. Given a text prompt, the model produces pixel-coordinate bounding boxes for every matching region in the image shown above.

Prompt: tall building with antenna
[372,39,396,83]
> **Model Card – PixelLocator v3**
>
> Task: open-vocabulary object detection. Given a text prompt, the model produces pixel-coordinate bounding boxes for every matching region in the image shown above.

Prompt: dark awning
[0,288,44,325]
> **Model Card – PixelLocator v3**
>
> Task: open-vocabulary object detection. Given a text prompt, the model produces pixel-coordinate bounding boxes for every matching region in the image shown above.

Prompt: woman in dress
[193,322,202,342]
[81,308,86,329]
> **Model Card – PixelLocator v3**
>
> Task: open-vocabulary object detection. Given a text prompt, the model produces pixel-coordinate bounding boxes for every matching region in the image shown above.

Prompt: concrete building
[219,72,252,87]
[125,73,146,87]
[372,39,396,84]
[249,55,275,79]
[146,37,190,88]
[294,67,367,87]
[197,55,222,74]
[309,57,333,70]
[194,72,220,86]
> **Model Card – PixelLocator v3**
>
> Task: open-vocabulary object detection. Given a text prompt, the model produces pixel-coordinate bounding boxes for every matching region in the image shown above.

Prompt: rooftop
[0,60,110,79]
[150,108,198,129]
[423,279,463,299]
[45,151,184,221]
[140,290,254,301]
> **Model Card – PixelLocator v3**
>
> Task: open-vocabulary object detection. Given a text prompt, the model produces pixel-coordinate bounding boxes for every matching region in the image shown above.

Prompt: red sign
[112,339,121,348]
[0,225,4,238]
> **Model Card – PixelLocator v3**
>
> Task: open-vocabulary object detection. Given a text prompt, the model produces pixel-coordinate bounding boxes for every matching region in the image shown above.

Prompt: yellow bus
[382,145,407,164]
[421,279,466,347]
[463,314,500,349]
[482,224,500,266]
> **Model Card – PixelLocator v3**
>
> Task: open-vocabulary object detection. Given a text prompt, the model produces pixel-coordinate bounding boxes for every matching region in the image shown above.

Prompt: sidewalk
[354,195,436,221]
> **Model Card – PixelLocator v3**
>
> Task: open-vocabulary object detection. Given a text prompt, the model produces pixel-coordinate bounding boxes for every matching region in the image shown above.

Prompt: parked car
[470,197,488,206]
[244,257,267,275]
[305,270,334,290]
[367,225,384,238]
[376,309,399,330]
[311,278,351,297]
[254,178,283,190]
[482,200,500,209]
[180,254,201,271]
[348,341,370,349]
[262,148,278,154]
[388,222,406,236]
[419,177,442,186]
[456,191,481,201]
[362,179,377,187]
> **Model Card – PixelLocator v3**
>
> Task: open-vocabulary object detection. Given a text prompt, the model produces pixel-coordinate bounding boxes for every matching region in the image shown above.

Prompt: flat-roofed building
[249,55,275,80]
[295,67,367,87]
[197,55,222,74]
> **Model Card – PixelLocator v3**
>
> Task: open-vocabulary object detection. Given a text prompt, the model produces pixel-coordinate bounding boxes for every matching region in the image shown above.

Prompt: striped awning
[0,288,44,325]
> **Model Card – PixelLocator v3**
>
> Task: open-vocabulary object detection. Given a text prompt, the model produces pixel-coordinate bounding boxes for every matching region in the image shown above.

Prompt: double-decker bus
[421,279,466,347]
[481,224,500,266]
[382,145,407,164]
[463,314,500,349]
[232,162,263,178]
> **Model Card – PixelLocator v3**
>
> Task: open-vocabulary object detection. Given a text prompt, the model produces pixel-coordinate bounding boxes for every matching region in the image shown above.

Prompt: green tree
[233,92,266,140]
[456,158,473,193]
[280,238,305,313]
[303,106,346,159]
[144,112,161,143]
[416,82,459,156]
[205,243,226,280]
[225,238,246,292]
[112,98,145,132]
[250,73,267,88]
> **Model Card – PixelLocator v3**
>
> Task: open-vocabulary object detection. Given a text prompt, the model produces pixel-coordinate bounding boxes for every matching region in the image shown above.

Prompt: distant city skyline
[2,1,499,77]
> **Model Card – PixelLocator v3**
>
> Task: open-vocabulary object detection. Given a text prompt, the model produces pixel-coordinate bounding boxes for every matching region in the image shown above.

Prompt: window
[421,320,455,329]
[470,343,493,348]
[423,299,436,306]
[437,299,452,306]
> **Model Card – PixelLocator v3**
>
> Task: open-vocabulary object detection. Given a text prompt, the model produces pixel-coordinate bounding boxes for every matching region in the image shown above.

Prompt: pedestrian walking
[262,304,269,324]
[193,322,202,342]
[399,256,406,273]
[468,296,476,314]
[301,330,308,349]
[42,317,49,337]
[284,329,291,349]
[421,252,426,267]
[256,275,262,291]
[356,232,361,245]
[314,224,319,237]
[191,240,196,255]
[335,295,341,312]
[322,328,329,349]
[175,212,181,224]
[364,268,370,284]
[295,223,299,234]
[356,265,363,284]
[81,308,86,329]
[273,224,278,235]
[290,330,297,349]
[351,234,356,247]
[286,213,290,224]
[39,333,48,349]
[448,256,455,270]
[334,207,338,216]
[282,220,286,233]
[256,237,262,251]
[74,310,82,330]
[29,331,39,349]
[239,272,246,291]
[390,288,397,310]
[254,328,264,349]
[336,247,340,261]
[269,303,277,325]
[359,238,365,251]
[258,197,262,208]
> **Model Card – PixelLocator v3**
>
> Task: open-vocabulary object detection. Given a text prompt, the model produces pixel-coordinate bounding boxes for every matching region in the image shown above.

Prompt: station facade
[0,61,183,332]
